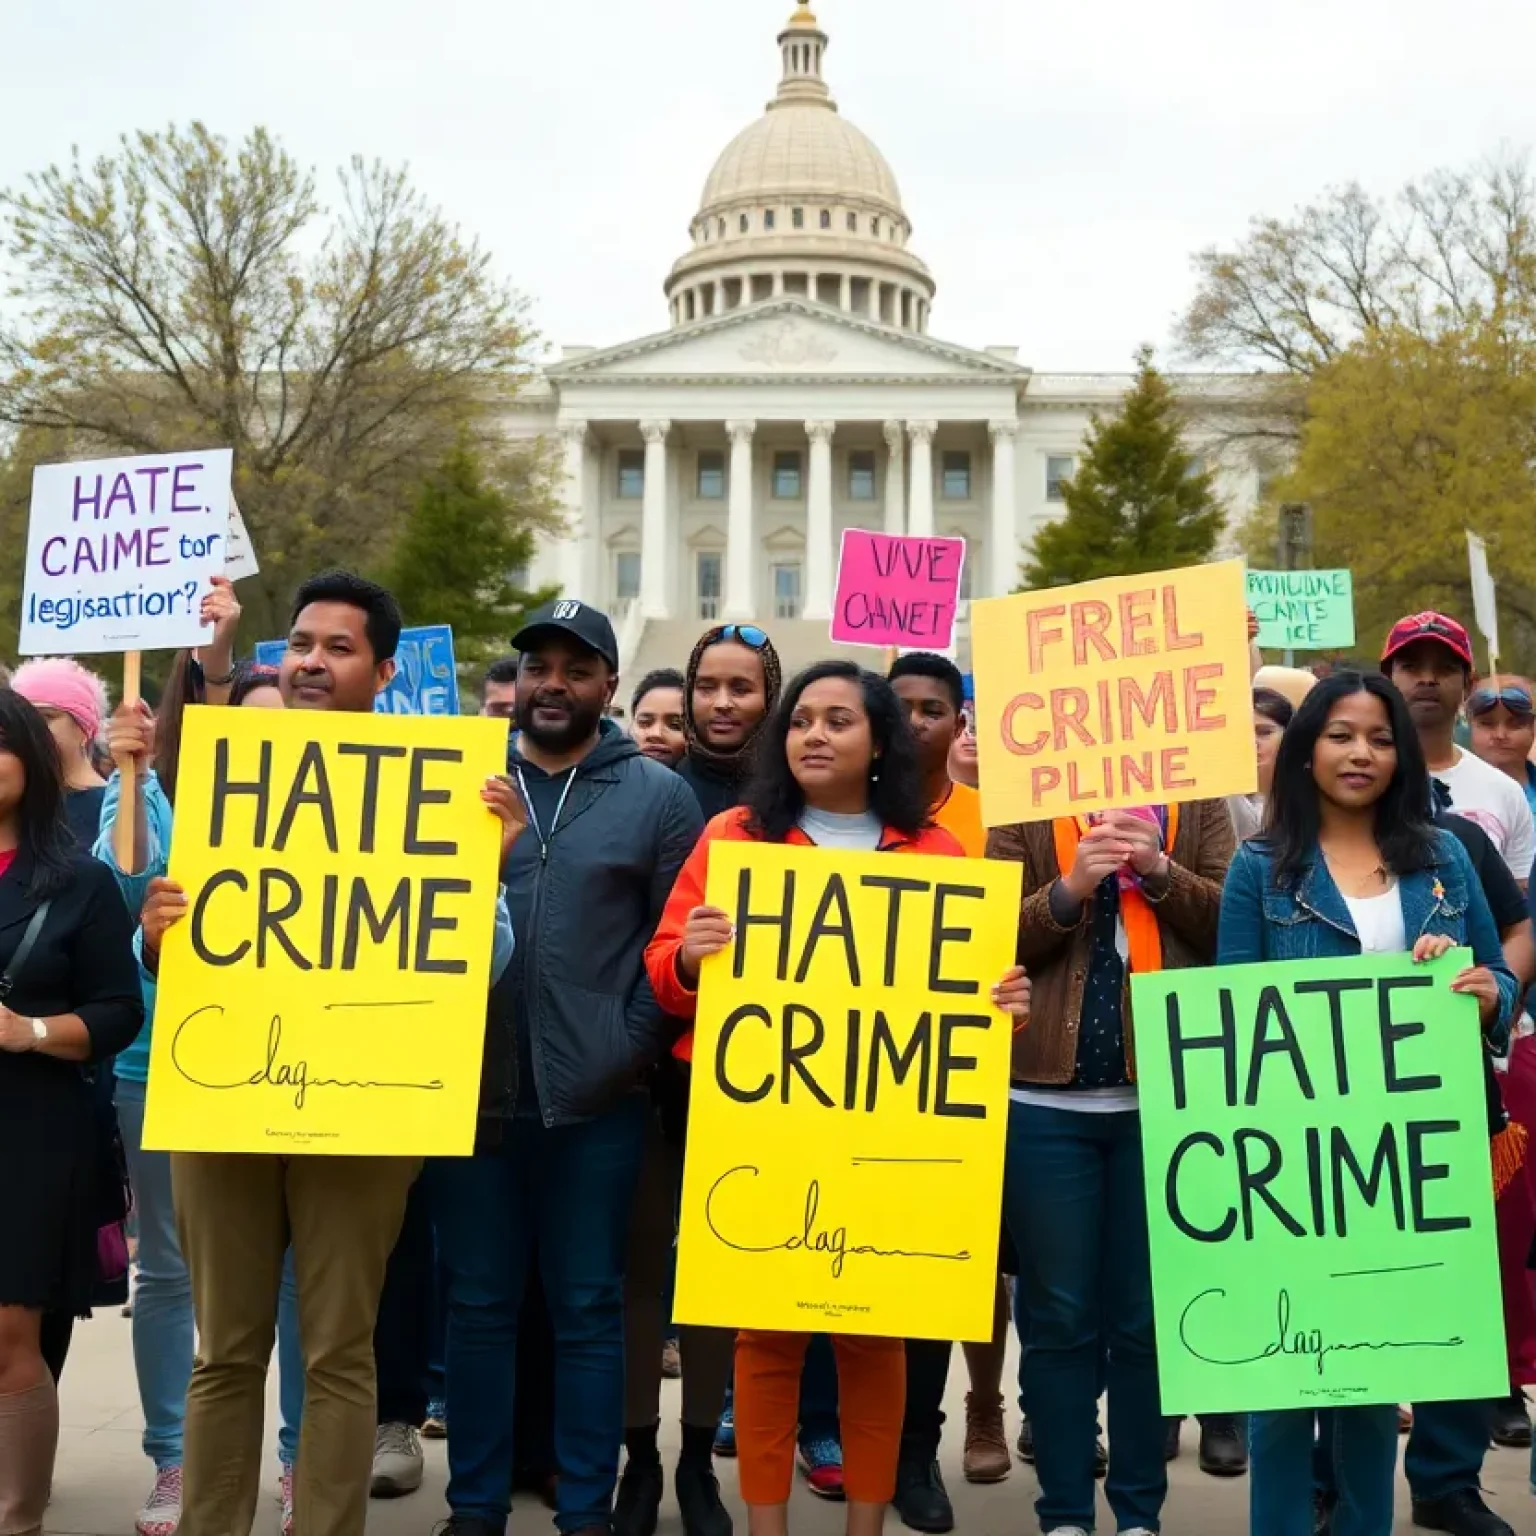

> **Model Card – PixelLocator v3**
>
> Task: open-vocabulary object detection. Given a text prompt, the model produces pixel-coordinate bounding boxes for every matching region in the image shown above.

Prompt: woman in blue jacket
[1218,670,1515,1536]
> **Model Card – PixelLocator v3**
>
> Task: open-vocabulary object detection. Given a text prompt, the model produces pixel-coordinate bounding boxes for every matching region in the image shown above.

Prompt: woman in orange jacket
[646,660,1030,1536]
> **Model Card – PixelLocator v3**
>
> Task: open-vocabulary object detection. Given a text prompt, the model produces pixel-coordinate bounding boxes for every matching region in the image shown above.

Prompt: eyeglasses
[718,624,769,649]
[1468,685,1534,717]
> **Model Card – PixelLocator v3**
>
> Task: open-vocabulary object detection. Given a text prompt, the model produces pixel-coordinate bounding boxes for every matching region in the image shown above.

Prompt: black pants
[901,1340,952,1463]
[373,1177,435,1426]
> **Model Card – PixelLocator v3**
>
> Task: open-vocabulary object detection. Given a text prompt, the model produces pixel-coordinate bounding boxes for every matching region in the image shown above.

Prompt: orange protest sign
[969,560,1256,827]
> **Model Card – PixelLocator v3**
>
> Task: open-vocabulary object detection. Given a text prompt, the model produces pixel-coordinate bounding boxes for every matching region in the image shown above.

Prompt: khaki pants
[171,1153,422,1536]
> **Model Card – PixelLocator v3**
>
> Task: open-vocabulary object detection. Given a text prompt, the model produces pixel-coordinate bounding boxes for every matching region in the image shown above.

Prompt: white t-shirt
[1343,885,1407,954]
[1435,748,1536,880]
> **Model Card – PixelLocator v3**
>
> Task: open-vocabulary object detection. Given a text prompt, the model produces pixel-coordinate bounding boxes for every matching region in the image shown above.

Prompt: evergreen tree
[1022,348,1224,589]
[384,440,558,667]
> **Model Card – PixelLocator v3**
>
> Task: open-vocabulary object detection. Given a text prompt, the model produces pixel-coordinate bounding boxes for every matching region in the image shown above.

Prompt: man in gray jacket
[426,599,702,1536]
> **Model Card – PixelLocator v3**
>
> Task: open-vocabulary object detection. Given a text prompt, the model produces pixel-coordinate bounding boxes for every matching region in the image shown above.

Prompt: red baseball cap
[1380,611,1474,669]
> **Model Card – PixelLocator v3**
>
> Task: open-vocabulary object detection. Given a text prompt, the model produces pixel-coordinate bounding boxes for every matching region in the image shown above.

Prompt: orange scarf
[1052,805,1179,976]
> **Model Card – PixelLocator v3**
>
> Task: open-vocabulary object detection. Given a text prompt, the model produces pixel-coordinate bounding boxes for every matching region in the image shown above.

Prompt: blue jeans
[427,1096,647,1532]
[1404,1398,1492,1501]
[1004,1099,1166,1533]
[116,1078,193,1469]
[1255,1407,1396,1536]
[275,1250,303,1466]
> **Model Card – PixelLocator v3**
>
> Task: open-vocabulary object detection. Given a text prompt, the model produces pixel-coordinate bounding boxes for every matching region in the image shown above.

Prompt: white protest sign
[19,449,233,657]
[224,494,261,580]
[1466,530,1499,667]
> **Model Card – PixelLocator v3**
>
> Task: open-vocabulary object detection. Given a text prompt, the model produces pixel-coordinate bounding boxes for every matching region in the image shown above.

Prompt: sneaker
[369,1422,424,1498]
[714,1401,737,1458]
[1043,1528,1089,1536]
[891,1459,953,1533]
[662,1338,683,1379]
[422,1398,448,1439]
[1411,1488,1515,1535]
[1198,1415,1249,1476]
[135,1465,183,1536]
[675,1458,733,1536]
[1016,1416,1034,1464]
[1490,1390,1531,1448]
[796,1436,845,1500]
[613,1457,663,1536]
[277,1465,295,1536]
[431,1520,505,1536]
[962,1391,1010,1484]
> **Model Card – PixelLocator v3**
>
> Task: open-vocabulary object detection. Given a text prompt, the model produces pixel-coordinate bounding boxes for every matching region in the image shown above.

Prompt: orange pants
[734,1330,905,1504]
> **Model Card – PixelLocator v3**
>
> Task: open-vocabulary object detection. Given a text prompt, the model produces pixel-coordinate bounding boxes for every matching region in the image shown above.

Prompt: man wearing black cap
[426,599,703,1536]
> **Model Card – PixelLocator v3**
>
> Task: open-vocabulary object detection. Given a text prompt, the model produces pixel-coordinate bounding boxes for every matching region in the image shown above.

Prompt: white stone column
[989,419,1019,597]
[882,420,906,535]
[907,421,937,537]
[840,273,852,312]
[639,420,671,619]
[556,421,589,598]
[724,421,756,619]
[803,420,837,621]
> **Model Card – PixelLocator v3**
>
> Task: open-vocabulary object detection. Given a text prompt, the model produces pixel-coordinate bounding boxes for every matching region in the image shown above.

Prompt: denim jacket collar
[1275,840,1462,947]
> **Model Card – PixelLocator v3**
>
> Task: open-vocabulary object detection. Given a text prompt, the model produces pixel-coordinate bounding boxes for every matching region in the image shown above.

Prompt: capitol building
[512,4,1262,674]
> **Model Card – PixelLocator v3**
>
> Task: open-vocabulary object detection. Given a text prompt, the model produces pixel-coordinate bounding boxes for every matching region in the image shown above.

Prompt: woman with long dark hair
[0,689,143,1535]
[1220,671,1515,1536]
[645,662,1030,1536]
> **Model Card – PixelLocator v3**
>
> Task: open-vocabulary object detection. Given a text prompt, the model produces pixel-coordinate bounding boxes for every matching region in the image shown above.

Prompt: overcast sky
[4,0,1533,372]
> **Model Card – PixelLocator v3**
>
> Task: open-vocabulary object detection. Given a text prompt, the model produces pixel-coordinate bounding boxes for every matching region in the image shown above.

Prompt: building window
[848,450,877,501]
[764,209,776,231]
[792,207,804,229]
[846,211,857,232]
[1046,455,1074,502]
[718,218,726,238]
[614,551,641,613]
[696,450,726,500]
[773,563,803,620]
[739,213,749,233]
[820,209,831,229]
[871,217,880,236]
[617,449,645,499]
[772,451,803,499]
[697,551,723,621]
[942,451,972,500]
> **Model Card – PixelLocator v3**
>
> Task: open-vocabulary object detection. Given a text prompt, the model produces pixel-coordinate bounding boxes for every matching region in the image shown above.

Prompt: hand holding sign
[679,905,735,984]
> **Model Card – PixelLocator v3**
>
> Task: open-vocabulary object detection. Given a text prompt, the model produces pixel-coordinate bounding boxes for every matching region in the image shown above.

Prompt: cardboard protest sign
[969,560,1255,828]
[143,706,508,1156]
[1131,951,1503,1414]
[675,841,1022,1340]
[830,530,965,651]
[19,449,234,656]
[224,495,261,581]
[255,625,460,716]
[1247,569,1355,650]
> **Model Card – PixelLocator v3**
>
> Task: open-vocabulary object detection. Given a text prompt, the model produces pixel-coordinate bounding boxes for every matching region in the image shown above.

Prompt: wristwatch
[30,1018,47,1048]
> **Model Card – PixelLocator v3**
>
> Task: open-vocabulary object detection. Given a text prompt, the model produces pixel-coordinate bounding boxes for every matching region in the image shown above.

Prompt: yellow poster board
[674,841,1023,1341]
[143,706,508,1156]
[970,559,1256,827]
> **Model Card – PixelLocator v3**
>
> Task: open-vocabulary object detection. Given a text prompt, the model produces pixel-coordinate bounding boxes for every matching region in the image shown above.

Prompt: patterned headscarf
[683,624,783,778]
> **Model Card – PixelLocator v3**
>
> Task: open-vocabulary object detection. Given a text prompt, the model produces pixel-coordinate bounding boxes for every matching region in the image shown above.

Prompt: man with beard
[427,599,702,1536]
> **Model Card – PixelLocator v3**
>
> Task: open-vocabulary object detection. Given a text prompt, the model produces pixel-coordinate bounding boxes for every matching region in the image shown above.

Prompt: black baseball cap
[511,599,619,670]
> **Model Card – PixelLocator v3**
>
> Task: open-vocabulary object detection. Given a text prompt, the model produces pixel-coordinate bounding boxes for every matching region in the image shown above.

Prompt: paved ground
[47,1314,1536,1535]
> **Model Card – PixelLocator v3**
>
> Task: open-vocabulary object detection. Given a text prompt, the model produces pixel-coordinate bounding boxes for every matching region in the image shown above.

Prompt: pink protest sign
[830,529,966,650]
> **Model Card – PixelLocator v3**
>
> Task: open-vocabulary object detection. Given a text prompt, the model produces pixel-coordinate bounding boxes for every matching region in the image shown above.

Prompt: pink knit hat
[10,658,109,742]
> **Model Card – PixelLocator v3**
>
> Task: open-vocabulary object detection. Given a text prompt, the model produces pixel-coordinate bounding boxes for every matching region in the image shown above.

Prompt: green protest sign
[1131,950,1503,1414]
[1246,568,1356,650]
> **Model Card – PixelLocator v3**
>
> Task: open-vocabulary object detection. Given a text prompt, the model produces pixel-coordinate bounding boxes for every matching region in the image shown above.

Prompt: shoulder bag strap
[0,899,53,1003]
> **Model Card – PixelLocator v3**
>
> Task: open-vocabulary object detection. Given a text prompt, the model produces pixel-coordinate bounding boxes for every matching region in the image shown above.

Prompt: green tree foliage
[385,440,559,668]
[0,123,551,641]
[1022,349,1224,589]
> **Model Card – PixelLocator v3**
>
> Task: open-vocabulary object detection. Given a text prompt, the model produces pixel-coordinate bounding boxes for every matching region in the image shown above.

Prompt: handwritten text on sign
[1247,569,1355,651]
[969,560,1255,827]
[830,531,966,651]
[20,449,233,656]
[256,625,460,717]
[675,841,1021,1341]
[142,707,508,1156]
[1130,952,1503,1413]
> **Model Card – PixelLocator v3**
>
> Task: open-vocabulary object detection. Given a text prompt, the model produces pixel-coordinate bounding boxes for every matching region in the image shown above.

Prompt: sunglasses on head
[718,624,769,649]
[1469,685,1534,717]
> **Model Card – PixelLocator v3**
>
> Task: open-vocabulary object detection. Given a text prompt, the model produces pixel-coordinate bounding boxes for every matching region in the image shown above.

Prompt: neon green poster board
[1131,950,1503,1414]
[1246,569,1355,650]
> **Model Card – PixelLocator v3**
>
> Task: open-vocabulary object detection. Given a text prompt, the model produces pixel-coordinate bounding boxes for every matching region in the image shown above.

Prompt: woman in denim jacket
[1219,671,1515,1536]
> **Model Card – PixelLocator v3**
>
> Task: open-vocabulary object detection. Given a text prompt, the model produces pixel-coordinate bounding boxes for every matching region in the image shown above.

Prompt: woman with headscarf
[9,659,110,849]
[676,624,784,821]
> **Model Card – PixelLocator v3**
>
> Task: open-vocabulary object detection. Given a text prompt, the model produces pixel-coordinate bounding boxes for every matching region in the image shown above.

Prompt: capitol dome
[665,6,935,333]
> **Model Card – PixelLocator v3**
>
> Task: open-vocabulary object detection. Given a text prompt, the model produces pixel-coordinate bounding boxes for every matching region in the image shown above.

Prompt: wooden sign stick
[112,650,142,872]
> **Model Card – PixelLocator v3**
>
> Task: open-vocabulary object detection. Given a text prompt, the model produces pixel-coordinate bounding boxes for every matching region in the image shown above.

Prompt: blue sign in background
[254,623,460,716]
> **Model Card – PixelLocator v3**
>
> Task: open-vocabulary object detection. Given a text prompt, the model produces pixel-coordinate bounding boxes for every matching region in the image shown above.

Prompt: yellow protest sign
[674,841,1022,1341]
[970,559,1256,827]
[143,705,508,1156]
